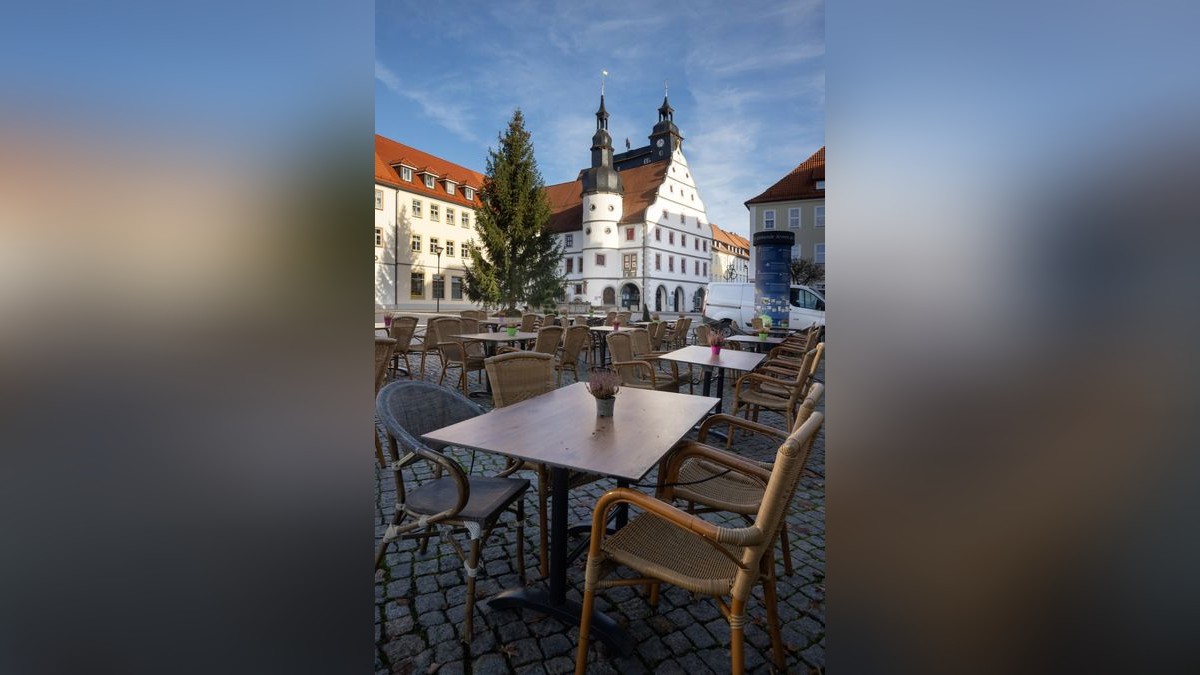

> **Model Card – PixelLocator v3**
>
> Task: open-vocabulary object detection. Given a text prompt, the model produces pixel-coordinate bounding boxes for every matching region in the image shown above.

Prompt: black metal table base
[488,588,632,656]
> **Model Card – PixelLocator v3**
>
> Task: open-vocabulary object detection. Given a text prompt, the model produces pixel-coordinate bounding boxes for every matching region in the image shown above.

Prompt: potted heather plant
[587,369,621,417]
[759,314,773,340]
[708,331,725,356]
[503,308,521,337]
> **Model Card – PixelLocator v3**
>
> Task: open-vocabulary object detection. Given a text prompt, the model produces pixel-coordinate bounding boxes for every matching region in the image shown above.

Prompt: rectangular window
[578,256,583,271]
[451,276,463,299]
[764,210,776,229]
[412,199,422,218]
[460,242,469,257]
[815,243,825,264]
[669,231,675,245]
[694,260,699,275]
[626,227,634,241]
[461,211,470,228]
[574,283,583,295]
[423,174,435,188]
[432,274,444,299]
[681,234,687,247]
[565,234,574,248]
[703,262,707,277]
[662,208,668,219]
[446,207,455,225]
[429,237,439,254]
[794,244,802,259]
[410,272,425,298]
[595,254,606,266]
[816,180,825,190]
[679,212,685,223]
[410,234,421,252]
[566,258,574,274]
[668,257,674,272]
[445,240,455,257]
[656,228,662,241]
[464,187,474,200]
[446,182,455,195]
[375,227,384,247]
[816,206,825,228]
[623,253,637,272]
[703,240,708,252]
[401,166,413,181]
[655,253,661,270]
[375,190,383,210]
[789,207,800,228]
[429,204,439,222]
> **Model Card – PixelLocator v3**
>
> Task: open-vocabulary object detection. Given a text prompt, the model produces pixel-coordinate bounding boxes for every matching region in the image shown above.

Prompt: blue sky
[376,0,823,238]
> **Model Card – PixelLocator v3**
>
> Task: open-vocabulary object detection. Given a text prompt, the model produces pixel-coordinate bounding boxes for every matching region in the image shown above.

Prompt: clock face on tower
[656,138,664,148]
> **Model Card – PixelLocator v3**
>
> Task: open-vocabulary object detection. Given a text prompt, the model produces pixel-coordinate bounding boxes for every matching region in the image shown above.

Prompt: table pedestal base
[488,588,632,656]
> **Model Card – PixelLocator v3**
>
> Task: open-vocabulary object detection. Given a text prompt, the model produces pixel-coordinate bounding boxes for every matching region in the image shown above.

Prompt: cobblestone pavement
[376,353,825,674]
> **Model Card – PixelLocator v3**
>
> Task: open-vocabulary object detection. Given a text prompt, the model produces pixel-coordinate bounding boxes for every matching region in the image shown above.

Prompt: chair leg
[374,432,387,469]
[779,525,795,576]
[762,562,786,671]
[537,468,550,578]
[515,499,527,586]
[730,598,747,675]
[462,535,481,642]
[575,585,597,675]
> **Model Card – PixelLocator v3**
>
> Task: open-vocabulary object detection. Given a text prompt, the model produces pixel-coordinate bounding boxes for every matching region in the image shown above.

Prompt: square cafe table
[657,345,765,415]
[422,382,718,655]
[726,334,786,353]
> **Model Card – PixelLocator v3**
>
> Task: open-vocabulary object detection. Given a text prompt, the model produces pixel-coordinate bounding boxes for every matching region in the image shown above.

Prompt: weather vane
[601,69,608,96]
[664,79,668,97]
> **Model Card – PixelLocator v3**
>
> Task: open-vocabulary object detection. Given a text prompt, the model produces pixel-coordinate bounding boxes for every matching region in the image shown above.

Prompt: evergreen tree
[463,109,563,310]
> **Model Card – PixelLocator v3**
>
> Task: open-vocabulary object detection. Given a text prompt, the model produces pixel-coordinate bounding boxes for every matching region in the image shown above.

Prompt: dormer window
[464,187,474,201]
[401,166,413,181]
[445,180,456,195]
[816,180,825,190]
[423,174,435,189]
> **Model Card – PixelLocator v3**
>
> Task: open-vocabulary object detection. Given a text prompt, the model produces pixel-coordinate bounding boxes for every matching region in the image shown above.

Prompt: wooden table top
[588,325,637,332]
[657,345,766,371]
[726,335,786,346]
[422,382,718,481]
[452,331,539,342]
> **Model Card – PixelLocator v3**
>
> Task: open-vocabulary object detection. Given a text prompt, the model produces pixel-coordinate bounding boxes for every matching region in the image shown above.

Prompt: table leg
[488,466,632,656]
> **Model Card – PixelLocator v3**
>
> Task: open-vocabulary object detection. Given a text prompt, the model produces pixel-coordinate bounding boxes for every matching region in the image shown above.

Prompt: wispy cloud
[376,59,478,144]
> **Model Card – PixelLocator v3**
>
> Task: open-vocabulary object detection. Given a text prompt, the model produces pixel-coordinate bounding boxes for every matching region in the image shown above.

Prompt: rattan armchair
[375,381,529,641]
[574,410,825,674]
[556,325,590,385]
[520,313,539,332]
[428,317,487,395]
[628,327,687,392]
[606,332,678,392]
[729,343,824,433]
[386,316,419,378]
[659,383,824,576]
[374,337,398,467]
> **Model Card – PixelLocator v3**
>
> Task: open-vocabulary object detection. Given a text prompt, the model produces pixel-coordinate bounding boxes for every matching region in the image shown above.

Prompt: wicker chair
[484,351,557,577]
[520,313,539,332]
[386,316,419,378]
[648,321,668,351]
[693,323,710,347]
[628,328,686,393]
[615,311,632,325]
[374,337,398,467]
[556,325,590,385]
[659,383,824,577]
[729,343,824,433]
[428,317,486,394]
[664,317,691,349]
[602,311,617,327]
[606,332,678,392]
[574,410,825,674]
[374,380,529,641]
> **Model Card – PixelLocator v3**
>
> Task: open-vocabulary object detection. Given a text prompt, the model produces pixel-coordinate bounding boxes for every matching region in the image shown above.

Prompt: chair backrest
[520,313,538,332]
[648,321,667,350]
[460,317,480,334]
[485,351,556,408]
[672,317,692,344]
[616,311,632,325]
[605,332,642,384]
[459,310,475,319]
[793,382,824,432]
[628,328,653,357]
[751,316,764,332]
[375,337,397,393]
[532,325,564,354]
[798,342,825,399]
[743,410,824,574]
[376,380,485,454]
[603,311,617,326]
[387,316,418,352]
[427,317,463,351]
[693,324,710,346]
[559,325,590,366]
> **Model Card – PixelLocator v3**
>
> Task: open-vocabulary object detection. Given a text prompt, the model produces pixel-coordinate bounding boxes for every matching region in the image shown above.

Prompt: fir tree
[463,109,564,310]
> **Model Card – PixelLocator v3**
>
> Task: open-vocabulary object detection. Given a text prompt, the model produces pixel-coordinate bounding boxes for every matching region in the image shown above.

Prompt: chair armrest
[660,439,772,489]
[697,413,788,444]
[588,488,766,554]
[611,359,659,385]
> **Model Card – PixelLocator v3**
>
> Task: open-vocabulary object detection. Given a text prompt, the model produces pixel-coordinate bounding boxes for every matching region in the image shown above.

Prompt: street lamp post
[433,244,444,313]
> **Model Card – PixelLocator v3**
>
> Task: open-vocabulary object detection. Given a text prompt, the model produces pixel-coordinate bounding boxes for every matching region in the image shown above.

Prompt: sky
[375,0,823,239]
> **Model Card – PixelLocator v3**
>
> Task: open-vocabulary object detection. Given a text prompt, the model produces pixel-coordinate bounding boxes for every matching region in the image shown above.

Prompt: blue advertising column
[753,231,795,328]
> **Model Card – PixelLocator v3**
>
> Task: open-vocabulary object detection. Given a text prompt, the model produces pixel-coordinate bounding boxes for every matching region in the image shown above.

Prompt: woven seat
[661,384,824,576]
[575,411,825,674]
[375,380,529,642]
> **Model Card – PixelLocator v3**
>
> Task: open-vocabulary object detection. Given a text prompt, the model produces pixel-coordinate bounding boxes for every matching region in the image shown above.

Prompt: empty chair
[374,336,397,467]
[648,321,668,351]
[602,311,617,327]
[615,311,632,325]
[375,380,529,641]
[556,324,590,385]
[574,410,825,674]
[659,383,824,576]
[427,317,486,394]
[730,343,824,433]
[693,323,710,347]
[387,316,420,378]
[520,313,539,332]
[606,332,678,392]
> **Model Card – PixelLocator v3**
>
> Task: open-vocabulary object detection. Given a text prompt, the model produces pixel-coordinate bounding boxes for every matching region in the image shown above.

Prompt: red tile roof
[544,162,668,234]
[745,147,825,206]
[374,134,485,209]
[710,223,750,253]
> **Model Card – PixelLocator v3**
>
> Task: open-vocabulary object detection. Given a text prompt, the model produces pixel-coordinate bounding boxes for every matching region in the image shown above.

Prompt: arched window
[673,287,685,313]
[655,285,667,312]
[602,287,616,306]
[620,283,641,310]
[692,287,705,312]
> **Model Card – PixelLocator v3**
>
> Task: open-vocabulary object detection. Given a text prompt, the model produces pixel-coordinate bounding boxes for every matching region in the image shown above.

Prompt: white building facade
[374,135,485,310]
[745,147,825,290]
[710,223,751,282]
[545,94,714,314]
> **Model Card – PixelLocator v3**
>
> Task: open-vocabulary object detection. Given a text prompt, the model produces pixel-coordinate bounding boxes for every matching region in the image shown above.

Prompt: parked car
[702,282,825,335]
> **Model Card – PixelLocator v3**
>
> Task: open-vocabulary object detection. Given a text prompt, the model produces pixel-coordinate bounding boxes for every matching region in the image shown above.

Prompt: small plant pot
[711,345,722,356]
[383,315,392,328]
[759,333,768,340]
[506,327,518,337]
[595,397,615,418]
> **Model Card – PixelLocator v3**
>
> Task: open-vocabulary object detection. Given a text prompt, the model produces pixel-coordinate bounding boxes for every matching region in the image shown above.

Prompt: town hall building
[545,92,714,314]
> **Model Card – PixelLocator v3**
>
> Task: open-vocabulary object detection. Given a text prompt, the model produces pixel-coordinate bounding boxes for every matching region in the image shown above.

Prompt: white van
[703,282,825,333]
